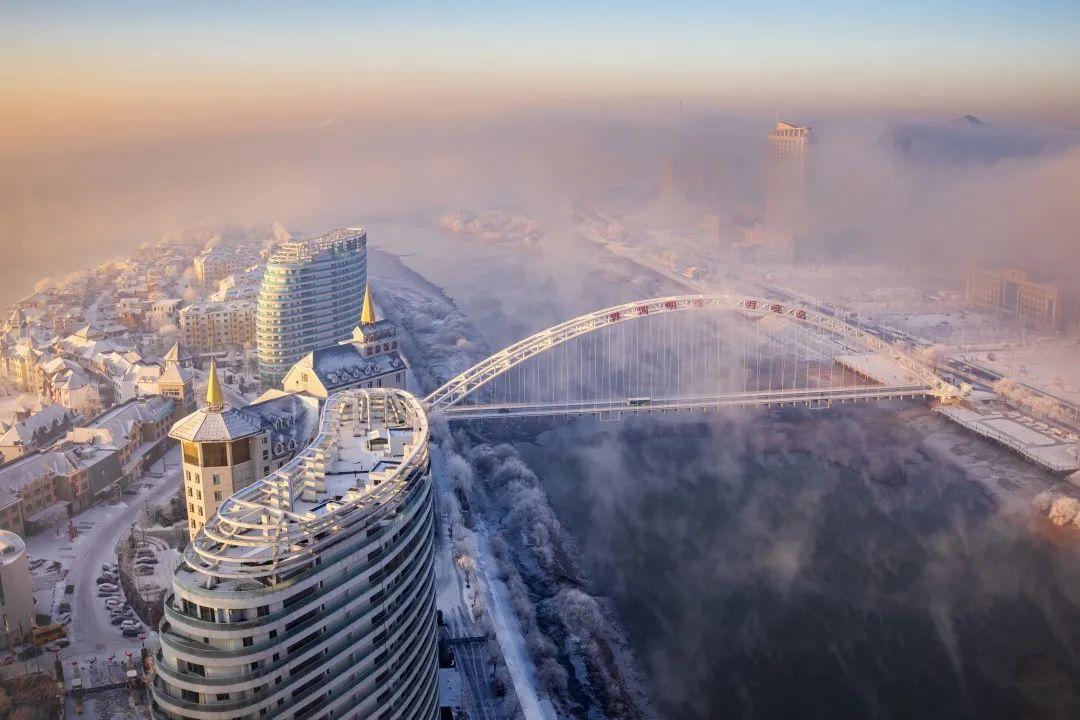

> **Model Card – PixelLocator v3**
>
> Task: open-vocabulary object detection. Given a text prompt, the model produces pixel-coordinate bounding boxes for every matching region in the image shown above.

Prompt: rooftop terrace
[179,388,428,590]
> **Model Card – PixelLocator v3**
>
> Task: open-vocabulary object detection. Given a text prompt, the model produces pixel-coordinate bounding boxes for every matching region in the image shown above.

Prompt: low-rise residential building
[0,403,80,462]
[0,340,47,394]
[178,298,256,355]
[155,348,197,419]
[71,395,175,485]
[148,298,183,330]
[966,267,1078,334]
[211,264,265,302]
[39,356,102,416]
[0,397,176,533]
[97,350,163,402]
[193,246,260,287]
[281,284,407,398]
[0,451,74,535]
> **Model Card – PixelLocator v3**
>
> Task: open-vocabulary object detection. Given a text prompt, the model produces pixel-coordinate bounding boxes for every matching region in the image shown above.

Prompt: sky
[3,1,1079,153]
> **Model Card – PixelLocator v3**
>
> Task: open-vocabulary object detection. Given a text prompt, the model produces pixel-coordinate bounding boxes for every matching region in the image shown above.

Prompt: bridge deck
[442,384,933,420]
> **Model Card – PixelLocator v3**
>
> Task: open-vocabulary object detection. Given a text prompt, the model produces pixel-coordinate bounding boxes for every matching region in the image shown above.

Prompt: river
[371,217,1080,720]
[518,409,1080,720]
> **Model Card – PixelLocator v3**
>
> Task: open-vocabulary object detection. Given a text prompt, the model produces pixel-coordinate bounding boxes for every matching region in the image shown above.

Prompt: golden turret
[360,282,376,326]
[206,358,224,412]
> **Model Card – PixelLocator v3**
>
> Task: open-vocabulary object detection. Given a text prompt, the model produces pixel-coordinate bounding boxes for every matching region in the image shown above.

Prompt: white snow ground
[19,447,182,663]
[471,518,560,720]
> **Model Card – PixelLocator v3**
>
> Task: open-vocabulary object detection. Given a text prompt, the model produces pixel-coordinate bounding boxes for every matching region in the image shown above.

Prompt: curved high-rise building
[257,228,367,387]
[151,388,438,720]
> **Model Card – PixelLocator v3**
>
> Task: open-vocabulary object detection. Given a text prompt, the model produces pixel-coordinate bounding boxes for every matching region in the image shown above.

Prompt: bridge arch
[424,294,959,411]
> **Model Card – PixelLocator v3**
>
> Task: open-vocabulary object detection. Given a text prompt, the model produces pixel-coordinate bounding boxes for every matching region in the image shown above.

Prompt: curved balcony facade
[257,228,367,387]
[151,388,438,720]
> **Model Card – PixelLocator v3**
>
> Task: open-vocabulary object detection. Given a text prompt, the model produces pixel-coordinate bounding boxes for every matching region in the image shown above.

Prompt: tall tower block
[763,119,811,261]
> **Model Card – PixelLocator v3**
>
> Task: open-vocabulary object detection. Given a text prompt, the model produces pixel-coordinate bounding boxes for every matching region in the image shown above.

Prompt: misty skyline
[1,2,1078,306]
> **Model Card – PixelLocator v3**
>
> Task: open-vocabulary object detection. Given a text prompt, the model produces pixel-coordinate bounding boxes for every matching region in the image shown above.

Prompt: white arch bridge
[424,294,962,421]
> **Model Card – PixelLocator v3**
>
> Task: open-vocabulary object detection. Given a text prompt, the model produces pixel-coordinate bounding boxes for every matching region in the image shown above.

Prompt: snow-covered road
[65,449,182,656]
[472,519,559,720]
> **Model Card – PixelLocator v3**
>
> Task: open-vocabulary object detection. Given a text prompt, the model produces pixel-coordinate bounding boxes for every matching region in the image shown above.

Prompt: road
[67,448,182,656]
[446,609,499,720]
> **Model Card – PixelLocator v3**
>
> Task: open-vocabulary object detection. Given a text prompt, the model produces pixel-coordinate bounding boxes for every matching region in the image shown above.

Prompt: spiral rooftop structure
[152,388,438,720]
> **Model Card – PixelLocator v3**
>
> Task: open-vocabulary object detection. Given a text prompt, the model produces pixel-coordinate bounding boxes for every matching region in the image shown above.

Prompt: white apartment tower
[256,228,367,387]
[763,119,811,261]
[151,388,439,720]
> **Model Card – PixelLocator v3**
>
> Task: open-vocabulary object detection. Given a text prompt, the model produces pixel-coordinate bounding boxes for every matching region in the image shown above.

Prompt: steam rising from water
[519,408,1080,720]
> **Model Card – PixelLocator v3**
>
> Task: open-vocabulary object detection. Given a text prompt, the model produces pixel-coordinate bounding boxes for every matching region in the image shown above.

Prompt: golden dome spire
[206,358,224,412]
[360,282,376,326]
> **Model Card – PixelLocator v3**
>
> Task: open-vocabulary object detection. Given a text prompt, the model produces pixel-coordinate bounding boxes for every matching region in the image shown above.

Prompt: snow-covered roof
[83,396,174,444]
[298,342,406,391]
[41,356,82,376]
[0,404,78,447]
[245,392,321,452]
[158,361,194,386]
[163,342,186,362]
[0,451,75,506]
[170,406,264,442]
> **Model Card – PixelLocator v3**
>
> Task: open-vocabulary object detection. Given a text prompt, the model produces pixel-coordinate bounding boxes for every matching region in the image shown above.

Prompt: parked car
[110,617,125,626]
[121,628,141,638]
[18,646,42,660]
[97,583,119,592]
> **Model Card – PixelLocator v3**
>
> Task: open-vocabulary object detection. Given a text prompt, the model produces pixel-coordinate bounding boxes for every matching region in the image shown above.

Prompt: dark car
[18,646,42,660]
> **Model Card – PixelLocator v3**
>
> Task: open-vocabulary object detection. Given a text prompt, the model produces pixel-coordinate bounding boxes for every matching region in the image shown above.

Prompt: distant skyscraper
[763,119,811,260]
[256,228,367,386]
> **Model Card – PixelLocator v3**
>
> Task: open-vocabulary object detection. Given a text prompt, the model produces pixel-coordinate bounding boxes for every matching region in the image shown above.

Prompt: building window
[182,442,199,465]
[232,437,251,463]
[202,442,228,467]
[212,474,221,485]
[214,491,222,501]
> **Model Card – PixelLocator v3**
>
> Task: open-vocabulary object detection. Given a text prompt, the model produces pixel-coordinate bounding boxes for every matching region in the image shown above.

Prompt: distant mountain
[951,114,986,127]
[887,116,1076,162]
